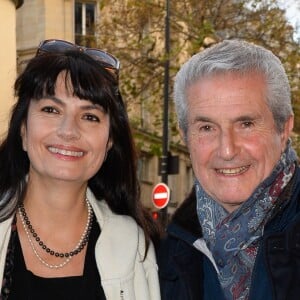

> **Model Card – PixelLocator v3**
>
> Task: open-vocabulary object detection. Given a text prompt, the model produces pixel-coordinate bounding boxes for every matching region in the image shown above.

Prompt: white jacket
[0,189,161,300]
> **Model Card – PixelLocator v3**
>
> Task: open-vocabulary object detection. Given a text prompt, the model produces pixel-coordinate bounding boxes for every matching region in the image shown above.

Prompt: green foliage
[97,0,300,153]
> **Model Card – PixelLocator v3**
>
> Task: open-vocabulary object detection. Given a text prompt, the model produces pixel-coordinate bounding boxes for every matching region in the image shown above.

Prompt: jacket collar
[167,222,200,246]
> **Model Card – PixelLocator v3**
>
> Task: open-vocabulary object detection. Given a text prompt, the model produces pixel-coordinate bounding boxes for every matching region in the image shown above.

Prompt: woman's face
[21,72,112,184]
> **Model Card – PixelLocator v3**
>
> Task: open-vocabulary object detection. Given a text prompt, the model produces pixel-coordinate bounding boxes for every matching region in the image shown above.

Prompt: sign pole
[160,0,170,227]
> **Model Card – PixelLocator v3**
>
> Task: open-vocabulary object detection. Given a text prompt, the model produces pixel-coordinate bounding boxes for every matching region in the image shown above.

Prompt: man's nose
[218,129,239,161]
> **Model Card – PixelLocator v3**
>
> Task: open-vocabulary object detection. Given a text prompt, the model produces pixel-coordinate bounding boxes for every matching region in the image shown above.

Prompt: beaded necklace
[18,198,93,269]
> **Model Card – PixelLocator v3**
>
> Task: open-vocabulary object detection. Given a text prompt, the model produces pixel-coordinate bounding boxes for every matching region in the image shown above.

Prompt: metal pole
[160,0,170,227]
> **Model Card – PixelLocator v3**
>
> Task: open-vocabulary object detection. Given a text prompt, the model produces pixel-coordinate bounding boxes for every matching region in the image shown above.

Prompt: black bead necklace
[18,199,93,259]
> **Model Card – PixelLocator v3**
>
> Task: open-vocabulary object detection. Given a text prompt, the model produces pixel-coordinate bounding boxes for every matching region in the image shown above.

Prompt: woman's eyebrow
[79,104,105,112]
[40,97,104,112]
[41,96,64,105]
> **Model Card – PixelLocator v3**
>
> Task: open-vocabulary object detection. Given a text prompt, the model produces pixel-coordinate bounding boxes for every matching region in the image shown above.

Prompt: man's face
[184,72,293,212]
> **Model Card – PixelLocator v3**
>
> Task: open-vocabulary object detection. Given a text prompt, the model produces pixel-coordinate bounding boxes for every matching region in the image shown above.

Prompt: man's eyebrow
[234,115,258,122]
[191,115,214,124]
[191,114,258,123]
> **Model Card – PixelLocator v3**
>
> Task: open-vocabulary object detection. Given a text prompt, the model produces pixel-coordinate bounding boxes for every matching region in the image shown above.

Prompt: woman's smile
[47,145,85,158]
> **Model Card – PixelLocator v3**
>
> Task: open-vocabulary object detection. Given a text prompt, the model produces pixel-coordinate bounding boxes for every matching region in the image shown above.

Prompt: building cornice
[12,0,24,9]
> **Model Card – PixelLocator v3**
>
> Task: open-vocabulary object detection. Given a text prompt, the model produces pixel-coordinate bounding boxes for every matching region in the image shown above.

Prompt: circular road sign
[152,183,170,209]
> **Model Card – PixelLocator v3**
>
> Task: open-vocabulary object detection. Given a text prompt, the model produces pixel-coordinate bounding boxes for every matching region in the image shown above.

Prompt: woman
[0,39,161,299]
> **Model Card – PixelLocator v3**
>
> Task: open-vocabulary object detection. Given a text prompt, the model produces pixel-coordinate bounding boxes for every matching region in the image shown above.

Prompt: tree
[97,0,300,151]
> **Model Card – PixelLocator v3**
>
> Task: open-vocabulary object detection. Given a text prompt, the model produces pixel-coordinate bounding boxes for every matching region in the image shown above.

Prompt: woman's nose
[56,116,81,141]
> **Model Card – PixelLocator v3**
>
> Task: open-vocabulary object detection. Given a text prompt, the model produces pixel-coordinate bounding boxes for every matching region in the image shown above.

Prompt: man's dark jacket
[158,167,300,300]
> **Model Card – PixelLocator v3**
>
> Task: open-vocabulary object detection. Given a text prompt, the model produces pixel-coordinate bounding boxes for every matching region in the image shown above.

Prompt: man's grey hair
[174,39,293,137]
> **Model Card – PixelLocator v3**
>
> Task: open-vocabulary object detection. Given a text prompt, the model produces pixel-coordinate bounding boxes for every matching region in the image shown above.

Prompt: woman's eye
[83,114,100,122]
[41,106,58,114]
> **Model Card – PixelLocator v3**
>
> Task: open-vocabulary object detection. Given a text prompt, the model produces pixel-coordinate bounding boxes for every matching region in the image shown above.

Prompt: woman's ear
[103,139,113,161]
[107,139,113,151]
[20,122,27,152]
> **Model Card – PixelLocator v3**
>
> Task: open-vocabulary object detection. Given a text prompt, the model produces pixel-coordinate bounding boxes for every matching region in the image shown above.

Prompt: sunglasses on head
[36,39,120,79]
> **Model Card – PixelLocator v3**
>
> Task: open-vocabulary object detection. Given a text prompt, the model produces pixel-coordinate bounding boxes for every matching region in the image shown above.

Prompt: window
[138,154,153,183]
[75,1,97,47]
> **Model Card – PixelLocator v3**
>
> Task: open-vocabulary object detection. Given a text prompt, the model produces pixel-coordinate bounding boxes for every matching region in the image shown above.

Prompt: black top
[8,216,106,300]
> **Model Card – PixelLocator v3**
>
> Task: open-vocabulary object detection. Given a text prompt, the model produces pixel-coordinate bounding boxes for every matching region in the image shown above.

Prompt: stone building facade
[0,0,23,134]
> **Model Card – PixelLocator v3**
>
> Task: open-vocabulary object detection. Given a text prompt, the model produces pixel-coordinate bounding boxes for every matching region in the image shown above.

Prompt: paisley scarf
[196,141,297,300]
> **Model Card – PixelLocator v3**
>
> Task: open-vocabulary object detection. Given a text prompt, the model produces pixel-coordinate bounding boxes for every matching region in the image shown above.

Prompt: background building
[0,0,23,135]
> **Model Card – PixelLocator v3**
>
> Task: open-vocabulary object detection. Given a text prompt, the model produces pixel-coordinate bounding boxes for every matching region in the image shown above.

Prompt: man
[158,39,300,300]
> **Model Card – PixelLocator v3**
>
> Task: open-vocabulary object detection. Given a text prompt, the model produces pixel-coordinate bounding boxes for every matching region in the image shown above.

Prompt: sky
[277,0,300,40]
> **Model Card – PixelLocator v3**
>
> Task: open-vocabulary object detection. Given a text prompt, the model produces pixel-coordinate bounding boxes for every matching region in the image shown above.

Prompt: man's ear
[179,127,188,145]
[20,122,27,152]
[281,114,294,152]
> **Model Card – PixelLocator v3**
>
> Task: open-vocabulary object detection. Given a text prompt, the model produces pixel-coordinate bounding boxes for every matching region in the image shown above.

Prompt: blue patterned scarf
[196,141,297,300]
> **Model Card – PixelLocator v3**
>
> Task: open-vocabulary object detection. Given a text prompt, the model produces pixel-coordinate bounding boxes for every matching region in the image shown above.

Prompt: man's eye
[41,106,58,114]
[199,125,212,132]
[83,114,100,122]
[242,121,254,128]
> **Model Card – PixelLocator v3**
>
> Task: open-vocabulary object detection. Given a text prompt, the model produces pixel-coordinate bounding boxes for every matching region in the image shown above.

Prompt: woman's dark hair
[0,50,161,252]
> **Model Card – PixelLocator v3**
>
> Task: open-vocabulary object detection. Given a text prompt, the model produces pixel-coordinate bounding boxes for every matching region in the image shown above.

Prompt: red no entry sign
[152,183,170,209]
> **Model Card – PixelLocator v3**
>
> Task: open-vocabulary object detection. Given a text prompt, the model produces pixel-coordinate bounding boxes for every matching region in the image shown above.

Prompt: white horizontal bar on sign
[154,193,168,199]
